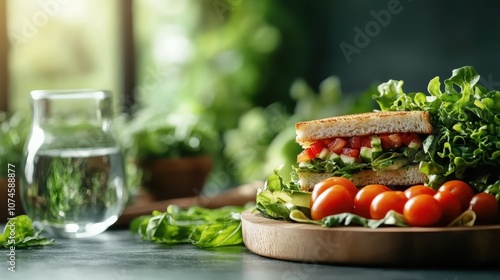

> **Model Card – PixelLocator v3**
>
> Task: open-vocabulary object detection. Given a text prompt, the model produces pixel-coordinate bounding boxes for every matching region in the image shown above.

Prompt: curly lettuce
[374,66,500,198]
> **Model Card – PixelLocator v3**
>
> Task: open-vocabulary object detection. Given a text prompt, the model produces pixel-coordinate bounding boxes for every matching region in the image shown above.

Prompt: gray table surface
[1,228,499,280]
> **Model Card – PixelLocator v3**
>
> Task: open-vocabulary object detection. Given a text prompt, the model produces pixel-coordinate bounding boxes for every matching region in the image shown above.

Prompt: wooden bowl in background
[137,155,213,201]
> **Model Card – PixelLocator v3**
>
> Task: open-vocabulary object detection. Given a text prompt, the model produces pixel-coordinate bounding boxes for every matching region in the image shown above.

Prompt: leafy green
[0,215,54,249]
[121,111,220,160]
[130,204,248,248]
[254,166,311,220]
[290,209,408,228]
[374,66,500,197]
[296,149,422,178]
[322,210,408,228]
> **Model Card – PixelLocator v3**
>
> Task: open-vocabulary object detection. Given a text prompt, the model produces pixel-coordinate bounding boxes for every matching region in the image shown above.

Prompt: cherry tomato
[341,147,360,159]
[401,133,421,146]
[311,185,354,220]
[306,141,325,159]
[438,180,475,211]
[434,190,461,225]
[469,192,499,225]
[380,133,402,150]
[370,191,407,220]
[404,185,437,199]
[404,194,443,227]
[327,138,347,154]
[361,136,372,148]
[348,136,362,149]
[311,177,358,204]
[353,184,391,219]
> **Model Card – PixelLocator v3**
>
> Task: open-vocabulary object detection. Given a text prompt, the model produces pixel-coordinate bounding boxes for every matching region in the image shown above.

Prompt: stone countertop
[1,229,500,280]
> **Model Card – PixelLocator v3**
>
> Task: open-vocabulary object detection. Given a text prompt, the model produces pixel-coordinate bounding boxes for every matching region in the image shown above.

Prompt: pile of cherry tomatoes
[310,177,499,226]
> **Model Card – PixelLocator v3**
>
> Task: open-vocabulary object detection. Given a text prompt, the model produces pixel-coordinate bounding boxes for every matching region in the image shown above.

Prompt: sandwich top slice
[295,111,433,191]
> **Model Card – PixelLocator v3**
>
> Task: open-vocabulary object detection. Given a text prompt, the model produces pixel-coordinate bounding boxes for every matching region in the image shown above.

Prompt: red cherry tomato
[438,180,475,211]
[341,148,360,159]
[327,138,347,154]
[469,192,499,225]
[307,141,325,159]
[434,190,462,225]
[361,136,372,148]
[404,194,443,227]
[311,185,354,220]
[380,133,402,150]
[370,191,408,220]
[353,184,391,219]
[348,136,362,149]
[402,133,421,146]
[311,177,358,205]
[404,185,437,199]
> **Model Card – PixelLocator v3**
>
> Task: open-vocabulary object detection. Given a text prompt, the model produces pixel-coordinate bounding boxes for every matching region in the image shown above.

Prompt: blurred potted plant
[118,109,219,201]
[0,112,29,220]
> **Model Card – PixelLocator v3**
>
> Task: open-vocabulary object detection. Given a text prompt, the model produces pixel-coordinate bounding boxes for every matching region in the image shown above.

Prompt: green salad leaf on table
[130,204,250,248]
[0,215,54,249]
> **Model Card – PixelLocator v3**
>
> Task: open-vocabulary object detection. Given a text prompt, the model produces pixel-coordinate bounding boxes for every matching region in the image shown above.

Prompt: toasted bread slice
[297,165,427,191]
[296,111,432,146]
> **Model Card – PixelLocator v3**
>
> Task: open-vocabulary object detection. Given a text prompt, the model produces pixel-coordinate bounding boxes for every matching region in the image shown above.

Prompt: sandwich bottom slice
[297,164,427,192]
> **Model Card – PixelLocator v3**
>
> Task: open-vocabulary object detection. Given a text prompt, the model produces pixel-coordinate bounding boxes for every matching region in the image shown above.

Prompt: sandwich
[295,111,433,191]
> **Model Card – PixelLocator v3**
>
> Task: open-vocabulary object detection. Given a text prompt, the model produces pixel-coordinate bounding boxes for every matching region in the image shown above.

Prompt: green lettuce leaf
[0,215,54,249]
[290,209,408,228]
[254,166,311,220]
[130,205,248,248]
[374,66,500,196]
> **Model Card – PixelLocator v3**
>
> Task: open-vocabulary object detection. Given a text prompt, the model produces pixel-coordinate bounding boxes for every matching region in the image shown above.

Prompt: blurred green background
[2,0,500,195]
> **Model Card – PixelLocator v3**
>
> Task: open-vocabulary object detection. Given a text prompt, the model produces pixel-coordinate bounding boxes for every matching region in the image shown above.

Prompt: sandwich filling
[296,132,426,176]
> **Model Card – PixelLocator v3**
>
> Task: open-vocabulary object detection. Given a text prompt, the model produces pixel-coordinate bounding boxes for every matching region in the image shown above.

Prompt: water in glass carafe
[21,89,127,238]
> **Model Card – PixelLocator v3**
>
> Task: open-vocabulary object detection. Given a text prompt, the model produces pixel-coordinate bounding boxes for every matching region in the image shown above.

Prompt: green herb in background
[0,215,54,249]
[130,204,250,248]
[0,112,29,177]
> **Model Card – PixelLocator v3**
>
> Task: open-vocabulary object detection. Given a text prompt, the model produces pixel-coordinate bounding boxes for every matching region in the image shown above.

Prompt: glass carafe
[21,89,127,238]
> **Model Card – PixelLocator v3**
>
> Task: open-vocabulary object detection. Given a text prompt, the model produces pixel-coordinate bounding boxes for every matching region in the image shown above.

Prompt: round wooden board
[241,210,500,267]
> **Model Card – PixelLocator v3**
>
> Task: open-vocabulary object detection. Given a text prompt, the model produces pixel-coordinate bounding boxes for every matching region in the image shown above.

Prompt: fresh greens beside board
[130,205,250,248]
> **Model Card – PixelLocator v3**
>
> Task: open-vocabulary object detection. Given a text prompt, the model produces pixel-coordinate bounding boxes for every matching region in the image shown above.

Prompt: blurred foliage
[0,112,29,177]
[130,0,378,189]
[224,76,377,183]
[116,110,219,160]
[0,1,377,192]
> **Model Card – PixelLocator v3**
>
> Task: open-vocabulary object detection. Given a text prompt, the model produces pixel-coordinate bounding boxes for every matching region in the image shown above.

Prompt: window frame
[0,1,136,113]
[0,0,8,112]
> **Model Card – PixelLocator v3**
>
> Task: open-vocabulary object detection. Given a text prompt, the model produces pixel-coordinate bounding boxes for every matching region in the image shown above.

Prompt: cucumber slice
[360,146,373,162]
[340,154,356,164]
[318,148,330,159]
